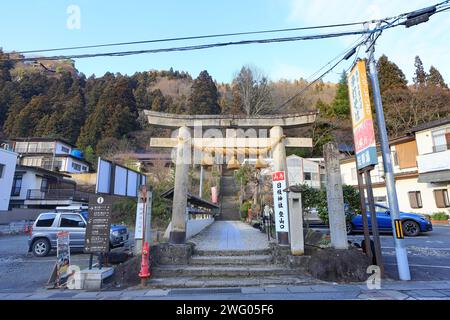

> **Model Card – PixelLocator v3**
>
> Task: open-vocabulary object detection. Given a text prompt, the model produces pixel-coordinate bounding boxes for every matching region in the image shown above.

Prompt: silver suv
[28,211,129,257]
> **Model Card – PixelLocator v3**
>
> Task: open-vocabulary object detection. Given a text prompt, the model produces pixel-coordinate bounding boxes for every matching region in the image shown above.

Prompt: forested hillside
[0,49,448,160]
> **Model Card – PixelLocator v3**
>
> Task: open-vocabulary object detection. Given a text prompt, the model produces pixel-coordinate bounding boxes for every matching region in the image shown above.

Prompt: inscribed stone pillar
[323,142,348,249]
[170,126,190,244]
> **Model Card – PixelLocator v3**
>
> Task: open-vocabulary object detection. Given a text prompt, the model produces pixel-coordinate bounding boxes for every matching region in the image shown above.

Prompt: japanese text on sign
[348,60,378,170]
[271,171,289,233]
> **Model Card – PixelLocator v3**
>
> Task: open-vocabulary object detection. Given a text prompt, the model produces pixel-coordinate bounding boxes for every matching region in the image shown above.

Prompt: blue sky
[1,1,449,84]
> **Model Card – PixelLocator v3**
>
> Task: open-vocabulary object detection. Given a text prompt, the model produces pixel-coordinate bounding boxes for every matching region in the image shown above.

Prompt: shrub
[431,212,449,221]
[112,198,137,226]
[240,201,252,219]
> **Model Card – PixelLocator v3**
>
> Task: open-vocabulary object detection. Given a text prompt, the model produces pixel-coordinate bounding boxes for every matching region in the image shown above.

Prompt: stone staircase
[148,248,316,288]
[218,169,241,221]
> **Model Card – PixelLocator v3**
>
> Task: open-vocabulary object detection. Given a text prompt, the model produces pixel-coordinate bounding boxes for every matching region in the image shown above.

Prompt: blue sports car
[347,204,433,237]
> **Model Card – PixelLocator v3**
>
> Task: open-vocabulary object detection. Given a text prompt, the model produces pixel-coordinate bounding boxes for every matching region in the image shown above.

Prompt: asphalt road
[347,225,450,281]
[0,226,449,292]
[0,235,92,292]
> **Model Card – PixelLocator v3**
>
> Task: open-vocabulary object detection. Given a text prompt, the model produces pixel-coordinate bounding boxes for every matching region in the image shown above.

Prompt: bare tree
[233,65,272,115]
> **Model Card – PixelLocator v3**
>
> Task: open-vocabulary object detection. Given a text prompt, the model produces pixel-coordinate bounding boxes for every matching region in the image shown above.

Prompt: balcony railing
[417,150,450,173]
[26,189,91,202]
[15,147,55,154]
[432,143,450,153]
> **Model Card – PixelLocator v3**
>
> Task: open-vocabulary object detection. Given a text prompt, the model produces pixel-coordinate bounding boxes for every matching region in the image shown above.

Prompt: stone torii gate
[145,110,316,252]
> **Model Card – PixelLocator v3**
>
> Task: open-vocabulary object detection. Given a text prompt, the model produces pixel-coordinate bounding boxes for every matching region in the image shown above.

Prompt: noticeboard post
[85,196,112,268]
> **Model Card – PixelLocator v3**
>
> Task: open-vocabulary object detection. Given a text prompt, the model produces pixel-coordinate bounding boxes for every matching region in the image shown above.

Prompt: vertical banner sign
[271,171,289,232]
[56,231,70,287]
[135,202,145,240]
[348,60,378,170]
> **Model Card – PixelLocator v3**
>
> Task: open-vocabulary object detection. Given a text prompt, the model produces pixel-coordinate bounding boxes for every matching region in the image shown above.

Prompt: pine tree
[427,66,448,89]
[413,56,427,87]
[188,70,221,114]
[376,55,408,93]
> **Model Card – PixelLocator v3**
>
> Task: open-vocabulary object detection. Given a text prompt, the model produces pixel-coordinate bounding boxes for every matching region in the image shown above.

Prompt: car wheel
[346,222,353,235]
[402,220,420,237]
[32,238,51,257]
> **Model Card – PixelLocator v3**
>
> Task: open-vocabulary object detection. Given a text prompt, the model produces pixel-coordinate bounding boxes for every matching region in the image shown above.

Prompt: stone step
[146,275,318,289]
[152,265,299,277]
[189,255,272,265]
[194,248,271,256]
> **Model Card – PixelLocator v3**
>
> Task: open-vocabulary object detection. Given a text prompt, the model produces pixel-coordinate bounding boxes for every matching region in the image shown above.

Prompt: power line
[15,0,450,55]
[7,29,379,62]
[16,21,371,55]
[276,38,366,110]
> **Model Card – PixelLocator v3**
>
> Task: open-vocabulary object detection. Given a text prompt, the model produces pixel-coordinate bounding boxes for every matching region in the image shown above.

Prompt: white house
[287,155,322,189]
[12,138,90,174]
[9,165,89,209]
[340,117,450,216]
[0,147,18,211]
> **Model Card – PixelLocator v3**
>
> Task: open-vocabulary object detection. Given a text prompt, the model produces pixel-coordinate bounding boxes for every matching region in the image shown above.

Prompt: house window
[61,146,70,153]
[72,162,81,171]
[374,196,387,204]
[392,150,399,166]
[40,178,49,192]
[432,129,450,152]
[82,166,87,171]
[434,189,450,208]
[408,191,423,209]
[11,176,22,196]
[0,163,4,179]
[304,172,312,181]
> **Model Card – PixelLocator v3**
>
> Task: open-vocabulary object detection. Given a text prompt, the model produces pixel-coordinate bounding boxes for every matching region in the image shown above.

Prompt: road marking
[382,246,450,251]
[385,263,450,269]
[8,259,92,263]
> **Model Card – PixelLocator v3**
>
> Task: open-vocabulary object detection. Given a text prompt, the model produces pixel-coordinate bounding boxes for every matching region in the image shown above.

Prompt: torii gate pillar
[169,126,190,244]
[270,126,290,245]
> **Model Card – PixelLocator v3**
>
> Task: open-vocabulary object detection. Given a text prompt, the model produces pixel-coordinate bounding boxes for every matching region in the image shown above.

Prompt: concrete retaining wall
[0,208,49,224]
[163,218,215,240]
[186,218,214,239]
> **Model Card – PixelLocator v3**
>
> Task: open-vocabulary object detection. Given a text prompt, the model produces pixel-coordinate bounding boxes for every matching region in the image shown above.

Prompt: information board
[84,196,112,253]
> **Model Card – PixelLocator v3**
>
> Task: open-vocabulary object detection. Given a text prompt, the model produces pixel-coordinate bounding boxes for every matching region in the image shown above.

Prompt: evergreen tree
[188,70,221,114]
[376,55,408,93]
[427,66,448,89]
[77,76,138,150]
[331,71,350,117]
[413,56,427,87]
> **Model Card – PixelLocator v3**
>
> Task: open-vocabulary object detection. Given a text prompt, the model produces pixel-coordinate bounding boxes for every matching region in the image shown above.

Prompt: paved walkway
[2,280,450,300]
[189,221,269,251]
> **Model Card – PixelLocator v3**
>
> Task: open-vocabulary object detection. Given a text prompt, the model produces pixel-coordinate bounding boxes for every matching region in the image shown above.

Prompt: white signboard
[271,171,289,232]
[96,157,147,197]
[134,202,145,240]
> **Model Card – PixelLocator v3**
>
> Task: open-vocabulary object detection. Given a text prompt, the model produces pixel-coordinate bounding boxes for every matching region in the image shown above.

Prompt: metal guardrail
[26,189,90,202]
